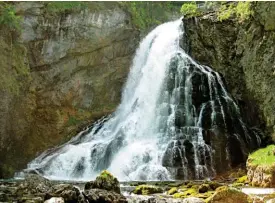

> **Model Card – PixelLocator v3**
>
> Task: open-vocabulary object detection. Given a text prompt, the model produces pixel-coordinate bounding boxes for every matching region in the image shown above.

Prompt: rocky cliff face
[183,2,275,144]
[0,2,139,178]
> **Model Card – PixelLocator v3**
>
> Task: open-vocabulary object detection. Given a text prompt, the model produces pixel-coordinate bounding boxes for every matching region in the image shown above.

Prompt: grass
[248,145,275,166]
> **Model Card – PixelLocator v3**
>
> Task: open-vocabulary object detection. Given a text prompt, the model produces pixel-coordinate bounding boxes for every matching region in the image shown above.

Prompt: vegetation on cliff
[120,2,181,30]
[0,2,21,32]
[248,145,275,166]
[180,2,253,22]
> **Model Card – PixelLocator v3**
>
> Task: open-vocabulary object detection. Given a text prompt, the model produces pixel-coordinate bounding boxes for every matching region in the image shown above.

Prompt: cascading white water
[24,19,261,181]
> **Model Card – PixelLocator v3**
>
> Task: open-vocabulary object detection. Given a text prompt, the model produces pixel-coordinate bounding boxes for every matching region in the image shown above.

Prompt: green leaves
[0,3,21,31]
[217,2,253,22]
[180,2,200,17]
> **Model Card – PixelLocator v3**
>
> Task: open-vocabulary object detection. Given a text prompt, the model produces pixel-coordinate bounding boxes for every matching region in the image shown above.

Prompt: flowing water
[22,19,261,181]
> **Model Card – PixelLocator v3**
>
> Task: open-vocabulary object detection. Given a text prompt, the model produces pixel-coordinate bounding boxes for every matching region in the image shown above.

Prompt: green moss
[133,185,163,195]
[167,187,177,195]
[231,182,244,188]
[99,170,114,179]
[173,188,197,198]
[206,186,252,203]
[46,2,88,14]
[248,145,275,166]
[236,175,248,183]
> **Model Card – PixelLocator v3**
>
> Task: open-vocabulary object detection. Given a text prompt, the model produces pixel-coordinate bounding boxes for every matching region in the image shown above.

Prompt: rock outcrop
[183,2,275,144]
[206,186,251,203]
[0,2,139,178]
[247,145,275,187]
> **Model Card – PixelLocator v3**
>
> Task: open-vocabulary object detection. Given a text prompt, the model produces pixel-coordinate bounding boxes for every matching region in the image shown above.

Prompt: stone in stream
[83,188,127,203]
[44,197,65,203]
[84,170,120,194]
[45,184,80,203]
[206,186,252,203]
[83,170,127,203]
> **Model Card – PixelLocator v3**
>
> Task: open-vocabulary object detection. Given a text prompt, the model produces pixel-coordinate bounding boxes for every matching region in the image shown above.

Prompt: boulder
[247,145,275,187]
[84,170,120,194]
[132,184,163,195]
[206,186,251,203]
[45,184,80,203]
[44,197,65,203]
[16,174,52,197]
[83,188,127,203]
[198,184,210,193]
[182,197,205,203]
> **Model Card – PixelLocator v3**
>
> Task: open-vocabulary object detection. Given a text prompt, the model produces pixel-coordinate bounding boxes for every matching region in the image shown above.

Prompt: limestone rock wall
[183,2,275,143]
[0,2,139,178]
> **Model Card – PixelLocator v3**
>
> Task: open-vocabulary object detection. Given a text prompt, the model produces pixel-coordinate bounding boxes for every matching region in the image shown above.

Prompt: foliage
[235,2,253,22]
[180,2,200,17]
[217,4,235,21]
[121,2,180,30]
[217,2,253,22]
[46,2,87,14]
[248,145,275,166]
[0,2,21,31]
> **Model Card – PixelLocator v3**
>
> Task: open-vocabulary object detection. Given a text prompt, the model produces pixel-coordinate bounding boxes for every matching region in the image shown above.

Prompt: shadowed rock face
[182,2,275,144]
[160,54,260,179]
[0,2,139,178]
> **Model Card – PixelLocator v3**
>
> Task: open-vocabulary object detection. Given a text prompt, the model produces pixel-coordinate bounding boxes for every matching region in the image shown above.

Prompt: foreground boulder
[44,197,65,203]
[132,184,163,195]
[17,174,52,195]
[84,170,120,194]
[83,188,127,203]
[247,145,275,187]
[206,186,251,203]
[45,184,80,203]
[83,170,127,203]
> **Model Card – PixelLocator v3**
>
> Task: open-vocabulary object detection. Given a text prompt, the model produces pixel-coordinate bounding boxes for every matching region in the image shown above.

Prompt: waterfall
[23,19,260,181]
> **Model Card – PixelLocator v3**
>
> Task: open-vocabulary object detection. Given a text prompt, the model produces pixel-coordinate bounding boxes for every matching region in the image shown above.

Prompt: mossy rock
[207,181,223,190]
[231,182,244,188]
[173,188,197,198]
[132,185,163,195]
[236,175,248,184]
[198,184,210,193]
[248,145,275,167]
[84,170,120,194]
[167,187,178,195]
[206,186,252,203]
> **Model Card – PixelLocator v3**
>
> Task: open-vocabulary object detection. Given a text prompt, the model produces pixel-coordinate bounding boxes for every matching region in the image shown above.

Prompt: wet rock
[44,197,65,203]
[16,174,52,197]
[182,197,204,203]
[206,186,251,203]
[45,184,80,203]
[247,145,275,187]
[83,188,127,203]
[198,184,210,193]
[84,170,120,194]
[132,184,163,195]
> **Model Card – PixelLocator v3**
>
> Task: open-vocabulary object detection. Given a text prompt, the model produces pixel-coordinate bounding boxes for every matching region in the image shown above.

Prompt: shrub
[217,2,253,22]
[180,2,200,17]
[0,3,21,31]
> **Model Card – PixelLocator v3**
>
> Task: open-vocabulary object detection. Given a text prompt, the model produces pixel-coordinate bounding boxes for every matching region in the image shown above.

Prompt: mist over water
[24,19,260,181]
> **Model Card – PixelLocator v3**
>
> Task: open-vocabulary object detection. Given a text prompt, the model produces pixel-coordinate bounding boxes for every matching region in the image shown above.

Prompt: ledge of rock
[247,145,275,187]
